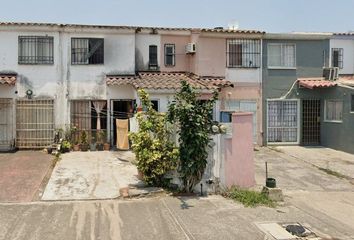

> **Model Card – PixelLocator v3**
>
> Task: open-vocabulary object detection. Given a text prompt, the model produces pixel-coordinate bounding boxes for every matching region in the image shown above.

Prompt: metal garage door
[16,99,54,148]
[0,99,14,150]
[267,99,299,144]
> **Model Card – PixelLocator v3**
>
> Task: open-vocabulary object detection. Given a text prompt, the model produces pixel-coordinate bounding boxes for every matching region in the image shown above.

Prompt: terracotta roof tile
[0,75,16,85]
[298,77,337,89]
[106,72,232,90]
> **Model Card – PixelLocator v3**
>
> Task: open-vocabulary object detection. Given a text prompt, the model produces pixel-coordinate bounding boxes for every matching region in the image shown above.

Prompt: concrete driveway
[255,146,354,235]
[0,151,53,202]
[42,151,140,201]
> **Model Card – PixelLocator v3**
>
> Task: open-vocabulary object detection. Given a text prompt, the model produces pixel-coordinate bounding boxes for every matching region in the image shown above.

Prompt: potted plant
[60,140,71,153]
[80,130,89,152]
[90,135,96,151]
[73,140,80,151]
[96,130,104,151]
[101,130,110,151]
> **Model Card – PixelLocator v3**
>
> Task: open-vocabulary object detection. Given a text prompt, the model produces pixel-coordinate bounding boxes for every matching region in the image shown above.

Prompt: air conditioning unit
[185,43,196,54]
[323,67,339,81]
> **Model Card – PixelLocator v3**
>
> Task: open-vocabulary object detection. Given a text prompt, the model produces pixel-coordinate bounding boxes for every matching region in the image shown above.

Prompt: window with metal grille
[149,45,158,69]
[268,43,296,68]
[70,100,107,142]
[71,38,104,65]
[18,36,54,64]
[164,44,175,66]
[332,48,343,69]
[325,99,343,122]
[227,39,260,68]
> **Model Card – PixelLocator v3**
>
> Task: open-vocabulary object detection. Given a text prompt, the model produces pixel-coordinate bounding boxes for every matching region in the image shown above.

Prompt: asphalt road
[1,195,354,240]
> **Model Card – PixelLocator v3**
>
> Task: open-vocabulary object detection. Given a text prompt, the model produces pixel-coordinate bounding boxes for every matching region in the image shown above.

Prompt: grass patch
[223,186,275,208]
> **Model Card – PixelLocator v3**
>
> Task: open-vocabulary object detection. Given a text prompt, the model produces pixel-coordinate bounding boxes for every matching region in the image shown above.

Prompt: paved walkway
[42,151,139,201]
[0,151,53,202]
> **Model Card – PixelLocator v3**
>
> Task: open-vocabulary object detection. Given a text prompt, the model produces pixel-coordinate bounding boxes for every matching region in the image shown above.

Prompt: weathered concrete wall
[223,112,255,188]
[0,26,136,129]
[135,33,161,71]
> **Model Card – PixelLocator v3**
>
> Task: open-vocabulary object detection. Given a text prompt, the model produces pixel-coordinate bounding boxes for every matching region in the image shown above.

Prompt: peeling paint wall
[0,27,136,129]
[135,33,161,71]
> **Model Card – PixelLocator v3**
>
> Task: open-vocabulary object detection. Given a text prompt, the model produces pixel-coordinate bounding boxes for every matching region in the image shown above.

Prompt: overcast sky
[0,0,353,33]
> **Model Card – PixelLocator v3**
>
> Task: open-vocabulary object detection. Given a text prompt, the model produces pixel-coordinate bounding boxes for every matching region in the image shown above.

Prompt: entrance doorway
[302,99,321,145]
[110,99,135,147]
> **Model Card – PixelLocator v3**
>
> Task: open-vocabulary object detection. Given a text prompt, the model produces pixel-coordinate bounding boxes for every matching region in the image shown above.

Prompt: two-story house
[0,22,136,150]
[262,32,354,154]
[107,27,265,145]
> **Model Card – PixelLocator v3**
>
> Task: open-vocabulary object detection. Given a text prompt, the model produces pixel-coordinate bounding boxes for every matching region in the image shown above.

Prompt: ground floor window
[70,100,107,142]
[325,100,343,122]
[267,99,299,143]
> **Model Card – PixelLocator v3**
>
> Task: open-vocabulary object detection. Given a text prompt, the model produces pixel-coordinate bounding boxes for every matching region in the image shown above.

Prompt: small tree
[168,80,218,192]
[130,89,179,186]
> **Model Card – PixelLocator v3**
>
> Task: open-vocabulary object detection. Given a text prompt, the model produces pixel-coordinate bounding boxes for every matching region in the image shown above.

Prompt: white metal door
[0,99,14,150]
[16,99,54,148]
[267,99,299,144]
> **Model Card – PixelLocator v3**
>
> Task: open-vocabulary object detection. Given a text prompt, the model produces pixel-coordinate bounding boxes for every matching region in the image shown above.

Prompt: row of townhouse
[0,22,353,153]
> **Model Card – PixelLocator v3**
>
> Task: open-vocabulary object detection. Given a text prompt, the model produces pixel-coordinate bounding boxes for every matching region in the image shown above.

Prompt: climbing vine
[168,80,218,192]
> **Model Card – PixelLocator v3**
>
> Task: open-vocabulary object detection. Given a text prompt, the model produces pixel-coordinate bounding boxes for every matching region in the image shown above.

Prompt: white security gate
[267,99,299,144]
[16,99,54,148]
[0,99,14,150]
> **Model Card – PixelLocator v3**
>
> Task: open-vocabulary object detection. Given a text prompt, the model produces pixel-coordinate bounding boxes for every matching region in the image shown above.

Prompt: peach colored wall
[196,37,226,77]
[219,84,263,145]
[224,112,255,188]
[160,35,190,72]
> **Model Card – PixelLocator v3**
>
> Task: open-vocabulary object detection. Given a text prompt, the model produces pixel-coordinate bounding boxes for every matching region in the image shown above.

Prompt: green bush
[130,90,179,186]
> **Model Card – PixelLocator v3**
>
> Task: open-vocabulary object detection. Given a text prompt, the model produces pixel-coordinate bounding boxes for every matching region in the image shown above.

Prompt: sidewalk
[275,146,354,182]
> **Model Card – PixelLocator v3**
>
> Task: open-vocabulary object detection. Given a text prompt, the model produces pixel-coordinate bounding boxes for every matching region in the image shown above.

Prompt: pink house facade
[157,28,264,145]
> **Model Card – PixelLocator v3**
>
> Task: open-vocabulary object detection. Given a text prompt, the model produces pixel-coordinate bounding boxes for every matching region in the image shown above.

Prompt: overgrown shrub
[130,90,179,186]
[167,80,218,192]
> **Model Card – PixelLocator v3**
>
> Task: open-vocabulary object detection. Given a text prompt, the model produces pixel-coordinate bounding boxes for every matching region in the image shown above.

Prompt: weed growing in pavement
[223,186,275,208]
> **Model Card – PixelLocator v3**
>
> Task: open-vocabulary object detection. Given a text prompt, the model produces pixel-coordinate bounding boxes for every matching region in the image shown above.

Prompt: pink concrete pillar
[224,112,255,188]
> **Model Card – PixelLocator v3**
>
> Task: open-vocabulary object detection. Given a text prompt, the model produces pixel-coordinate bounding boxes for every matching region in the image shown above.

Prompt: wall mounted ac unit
[185,43,196,54]
[323,67,339,80]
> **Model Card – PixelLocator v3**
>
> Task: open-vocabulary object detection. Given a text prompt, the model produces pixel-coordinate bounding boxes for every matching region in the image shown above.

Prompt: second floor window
[226,39,260,68]
[268,43,296,68]
[164,44,175,66]
[18,36,54,64]
[149,45,158,69]
[332,48,343,69]
[71,38,104,65]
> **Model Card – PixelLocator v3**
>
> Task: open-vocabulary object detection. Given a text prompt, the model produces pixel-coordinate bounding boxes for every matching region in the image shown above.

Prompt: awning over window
[298,77,337,89]
[0,75,16,85]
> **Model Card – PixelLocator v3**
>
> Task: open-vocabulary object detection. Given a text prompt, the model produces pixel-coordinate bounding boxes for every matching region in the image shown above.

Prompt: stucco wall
[0,27,136,128]
[160,35,190,72]
[330,38,354,74]
[195,37,225,77]
[135,34,161,71]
